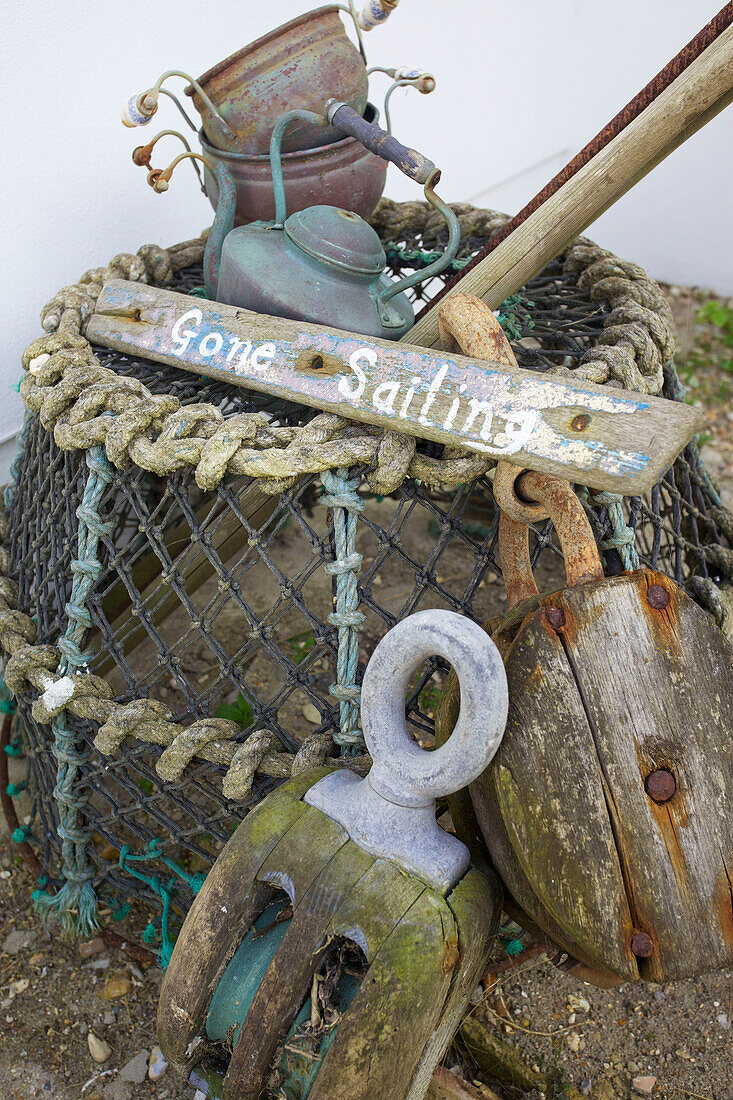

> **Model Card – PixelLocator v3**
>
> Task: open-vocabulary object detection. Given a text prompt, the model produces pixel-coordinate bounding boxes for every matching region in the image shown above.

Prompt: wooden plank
[310,889,455,1100]
[556,571,733,981]
[407,25,733,344]
[471,607,639,981]
[86,279,704,496]
[157,769,329,1067]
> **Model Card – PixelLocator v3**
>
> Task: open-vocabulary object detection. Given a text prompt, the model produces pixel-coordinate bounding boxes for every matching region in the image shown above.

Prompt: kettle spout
[204,162,237,299]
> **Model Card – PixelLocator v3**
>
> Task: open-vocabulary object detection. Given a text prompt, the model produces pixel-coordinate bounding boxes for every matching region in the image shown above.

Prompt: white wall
[1,0,730,479]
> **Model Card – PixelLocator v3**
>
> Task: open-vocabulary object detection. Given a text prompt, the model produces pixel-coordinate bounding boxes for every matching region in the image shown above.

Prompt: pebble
[2,928,37,955]
[120,1050,149,1083]
[632,1076,657,1095]
[566,1032,582,1053]
[148,1045,168,1080]
[103,1010,116,1025]
[98,974,131,1000]
[87,1031,112,1063]
[567,994,590,1013]
[102,1083,132,1100]
[302,703,321,725]
[579,1079,592,1096]
[79,937,105,958]
[717,1012,730,1029]
[85,958,111,970]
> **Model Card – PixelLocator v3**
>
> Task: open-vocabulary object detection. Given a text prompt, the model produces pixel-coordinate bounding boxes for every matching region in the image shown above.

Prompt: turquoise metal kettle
[138,103,460,340]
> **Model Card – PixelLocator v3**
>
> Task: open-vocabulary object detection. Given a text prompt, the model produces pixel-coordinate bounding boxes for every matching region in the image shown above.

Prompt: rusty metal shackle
[498,469,604,610]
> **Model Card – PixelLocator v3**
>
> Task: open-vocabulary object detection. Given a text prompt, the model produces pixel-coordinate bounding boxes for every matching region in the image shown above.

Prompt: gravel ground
[1,285,731,1100]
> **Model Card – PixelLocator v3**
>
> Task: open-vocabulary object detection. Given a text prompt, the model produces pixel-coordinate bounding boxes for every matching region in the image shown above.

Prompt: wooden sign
[87,280,703,495]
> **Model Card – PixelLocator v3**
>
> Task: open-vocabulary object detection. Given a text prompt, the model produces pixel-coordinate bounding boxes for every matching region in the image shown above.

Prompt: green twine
[4,738,21,756]
[6,781,27,796]
[110,898,131,922]
[11,826,29,843]
[34,445,115,939]
[1,699,16,714]
[503,938,524,957]
[586,490,640,571]
[117,839,208,968]
[321,469,366,755]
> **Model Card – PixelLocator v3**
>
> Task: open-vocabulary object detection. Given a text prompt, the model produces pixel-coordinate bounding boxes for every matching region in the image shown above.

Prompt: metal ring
[492,462,551,523]
[361,609,508,807]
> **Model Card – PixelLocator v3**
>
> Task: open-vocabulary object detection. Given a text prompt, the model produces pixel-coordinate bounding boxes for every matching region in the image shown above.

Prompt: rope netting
[2,200,731,947]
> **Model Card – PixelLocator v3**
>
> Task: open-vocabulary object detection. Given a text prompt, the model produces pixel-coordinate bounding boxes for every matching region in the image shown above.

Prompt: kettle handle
[324,102,461,306]
[326,101,438,185]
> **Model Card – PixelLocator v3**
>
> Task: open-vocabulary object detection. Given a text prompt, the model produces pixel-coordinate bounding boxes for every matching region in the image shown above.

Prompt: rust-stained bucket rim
[190,5,349,93]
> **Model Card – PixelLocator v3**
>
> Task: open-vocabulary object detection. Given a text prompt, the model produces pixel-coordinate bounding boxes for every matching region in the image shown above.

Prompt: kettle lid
[284,205,386,275]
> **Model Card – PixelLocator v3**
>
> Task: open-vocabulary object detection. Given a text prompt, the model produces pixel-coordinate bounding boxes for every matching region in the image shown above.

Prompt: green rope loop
[34,444,115,939]
[321,468,366,755]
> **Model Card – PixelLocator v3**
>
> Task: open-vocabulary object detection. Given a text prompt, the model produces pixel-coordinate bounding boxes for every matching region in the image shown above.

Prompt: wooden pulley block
[438,467,733,985]
[434,292,733,986]
[157,610,509,1100]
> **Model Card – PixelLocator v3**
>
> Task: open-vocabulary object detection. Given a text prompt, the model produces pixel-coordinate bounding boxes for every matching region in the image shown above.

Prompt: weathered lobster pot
[438,469,733,986]
[159,612,508,1099]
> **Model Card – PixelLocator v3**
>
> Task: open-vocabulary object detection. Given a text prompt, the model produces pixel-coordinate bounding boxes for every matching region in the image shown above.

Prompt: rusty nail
[647,584,670,610]
[645,768,676,803]
[571,414,590,432]
[545,608,566,630]
[631,931,654,958]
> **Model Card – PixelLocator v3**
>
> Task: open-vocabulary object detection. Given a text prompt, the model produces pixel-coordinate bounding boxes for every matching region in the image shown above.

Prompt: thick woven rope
[2,199,731,936]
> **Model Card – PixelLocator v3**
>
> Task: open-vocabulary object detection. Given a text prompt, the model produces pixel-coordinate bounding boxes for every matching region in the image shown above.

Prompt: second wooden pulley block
[434,294,733,987]
[439,467,733,985]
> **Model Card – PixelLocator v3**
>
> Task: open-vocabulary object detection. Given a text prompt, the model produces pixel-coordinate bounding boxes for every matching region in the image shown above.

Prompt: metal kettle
[142,102,459,340]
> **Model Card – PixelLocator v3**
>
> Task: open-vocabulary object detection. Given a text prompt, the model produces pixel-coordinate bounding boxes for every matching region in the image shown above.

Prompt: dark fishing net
[5,209,731,919]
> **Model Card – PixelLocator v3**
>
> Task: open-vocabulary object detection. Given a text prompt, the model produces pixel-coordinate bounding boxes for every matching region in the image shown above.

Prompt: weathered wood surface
[472,571,733,982]
[405,868,500,1100]
[407,25,733,343]
[427,1068,498,1100]
[227,819,366,1098]
[94,477,278,674]
[312,888,454,1100]
[458,1016,546,1093]
[87,280,703,495]
[157,768,330,1067]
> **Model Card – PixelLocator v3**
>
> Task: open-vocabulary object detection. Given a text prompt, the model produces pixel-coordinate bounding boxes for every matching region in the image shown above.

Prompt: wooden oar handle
[326,101,439,185]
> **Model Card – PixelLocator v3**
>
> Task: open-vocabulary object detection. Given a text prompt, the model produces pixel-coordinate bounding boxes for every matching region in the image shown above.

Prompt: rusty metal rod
[416,2,733,320]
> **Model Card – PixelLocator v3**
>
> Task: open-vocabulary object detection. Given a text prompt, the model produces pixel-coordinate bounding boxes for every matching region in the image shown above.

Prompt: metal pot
[187,6,368,155]
[200,105,386,226]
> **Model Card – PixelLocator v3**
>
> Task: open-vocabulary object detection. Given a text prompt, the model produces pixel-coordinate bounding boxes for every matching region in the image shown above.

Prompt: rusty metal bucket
[187,6,369,155]
[199,105,387,226]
